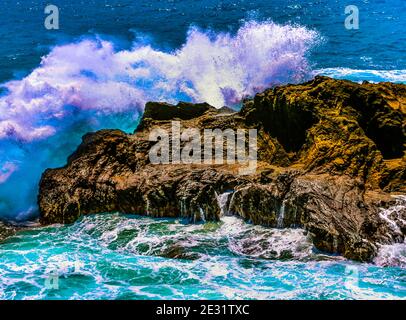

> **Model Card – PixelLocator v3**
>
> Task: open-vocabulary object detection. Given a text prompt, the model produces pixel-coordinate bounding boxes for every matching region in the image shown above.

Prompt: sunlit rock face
[38,76,406,262]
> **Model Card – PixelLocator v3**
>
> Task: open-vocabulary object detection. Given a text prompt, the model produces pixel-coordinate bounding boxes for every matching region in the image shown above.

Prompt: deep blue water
[0,0,405,300]
[1,0,406,84]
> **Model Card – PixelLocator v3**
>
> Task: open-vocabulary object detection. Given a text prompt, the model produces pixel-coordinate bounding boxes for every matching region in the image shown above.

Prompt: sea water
[0,214,405,300]
[0,0,405,299]
[1,0,405,221]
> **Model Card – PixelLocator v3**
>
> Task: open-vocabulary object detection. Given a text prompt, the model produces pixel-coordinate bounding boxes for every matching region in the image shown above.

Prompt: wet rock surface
[0,221,16,242]
[38,76,406,262]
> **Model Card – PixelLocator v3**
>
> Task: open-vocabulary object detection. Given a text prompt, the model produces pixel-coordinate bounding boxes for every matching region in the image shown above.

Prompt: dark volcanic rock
[0,221,16,242]
[38,76,406,262]
[241,76,406,189]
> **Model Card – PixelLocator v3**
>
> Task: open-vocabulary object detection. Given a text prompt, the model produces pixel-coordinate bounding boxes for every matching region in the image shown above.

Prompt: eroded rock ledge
[38,76,406,262]
[0,221,17,242]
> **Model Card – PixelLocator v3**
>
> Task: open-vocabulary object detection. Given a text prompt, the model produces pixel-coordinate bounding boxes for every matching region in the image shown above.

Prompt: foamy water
[0,19,405,221]
[0,21,319,221]
[0,21,318,142]
[374,196,406,268]
[0,0,405,300]
[316,68,406,83]
[0,213,404,300]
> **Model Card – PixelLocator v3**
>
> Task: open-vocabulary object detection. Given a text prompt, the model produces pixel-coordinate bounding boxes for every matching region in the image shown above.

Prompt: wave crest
[0,21,319,219]
[0,21,318,142]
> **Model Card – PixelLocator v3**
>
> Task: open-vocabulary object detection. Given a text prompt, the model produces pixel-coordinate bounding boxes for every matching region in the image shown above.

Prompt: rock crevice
[38,77,406,262]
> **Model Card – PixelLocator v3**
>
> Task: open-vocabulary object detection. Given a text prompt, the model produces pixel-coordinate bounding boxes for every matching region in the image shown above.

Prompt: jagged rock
[241,76,406,189]
[0,221,16,242]
[38,77,406,262]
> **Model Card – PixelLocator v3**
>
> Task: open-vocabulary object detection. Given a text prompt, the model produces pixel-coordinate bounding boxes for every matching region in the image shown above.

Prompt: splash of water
[379,196,406,238]
[76,213,316,260]
[0,21,319,220]
[374,196,406,267]
[0,21,318,142]
[374,241,406,268]
[216,191,233,216]
[0,213,403,300]
[277,199,287,228]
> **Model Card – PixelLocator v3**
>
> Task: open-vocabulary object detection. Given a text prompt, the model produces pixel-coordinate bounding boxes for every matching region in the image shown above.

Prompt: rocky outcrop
[0,221,16,242]
[38,76,406,262]
[242,77,405,189]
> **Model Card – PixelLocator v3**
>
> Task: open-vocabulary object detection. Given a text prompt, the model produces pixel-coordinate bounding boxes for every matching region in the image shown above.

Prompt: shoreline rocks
[0,221,17,242]
[38,76,406,262]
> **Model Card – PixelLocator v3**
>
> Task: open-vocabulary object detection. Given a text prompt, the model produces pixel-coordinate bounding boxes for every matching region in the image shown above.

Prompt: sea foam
[0,21,318,142]
[0,21,318,220]
[315,68,406,83]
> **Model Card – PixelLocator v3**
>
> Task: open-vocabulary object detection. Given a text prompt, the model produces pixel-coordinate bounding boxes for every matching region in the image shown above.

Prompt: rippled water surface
[0,0,405,300]
[0,214,404,300]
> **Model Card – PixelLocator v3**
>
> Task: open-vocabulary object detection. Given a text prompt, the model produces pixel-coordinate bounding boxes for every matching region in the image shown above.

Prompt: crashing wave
[0,21,319,220]
[374,196,406,268]
[0,21,318,142]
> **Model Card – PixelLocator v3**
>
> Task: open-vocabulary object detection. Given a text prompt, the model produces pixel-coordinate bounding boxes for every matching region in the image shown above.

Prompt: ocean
[1,214,405,299]
[0,0,405,300]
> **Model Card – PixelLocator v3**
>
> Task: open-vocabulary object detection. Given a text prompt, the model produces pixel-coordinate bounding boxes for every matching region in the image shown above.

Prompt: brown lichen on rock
[241,76,405,189]
[38,76,406,262]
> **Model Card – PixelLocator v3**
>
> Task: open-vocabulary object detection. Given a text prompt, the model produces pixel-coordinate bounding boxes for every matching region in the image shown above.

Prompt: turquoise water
[0,0,405,300]
[0,214,405,300]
